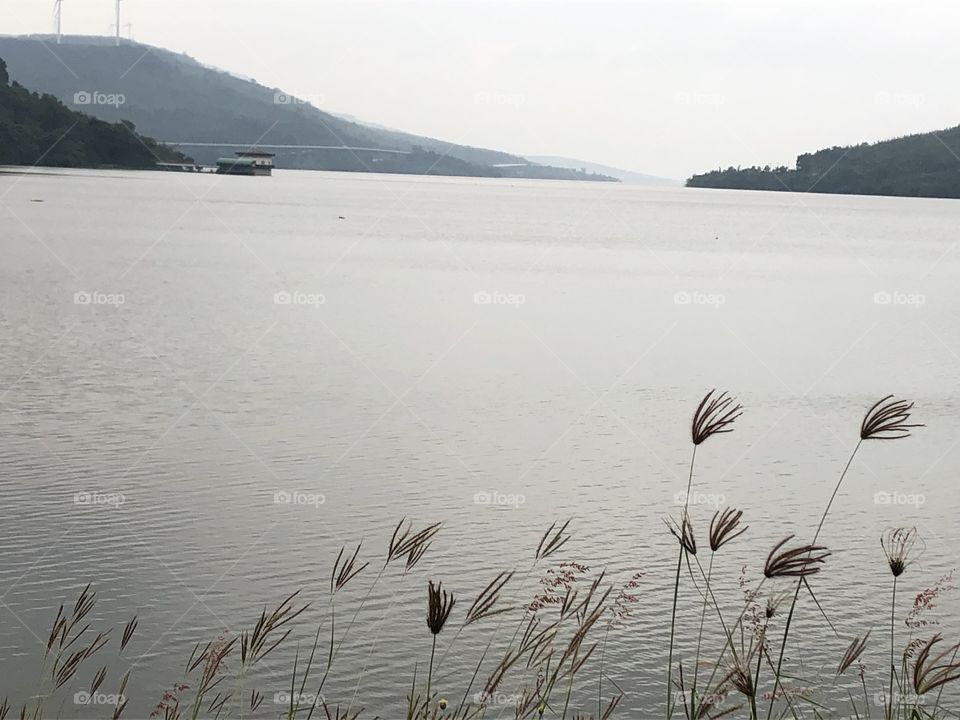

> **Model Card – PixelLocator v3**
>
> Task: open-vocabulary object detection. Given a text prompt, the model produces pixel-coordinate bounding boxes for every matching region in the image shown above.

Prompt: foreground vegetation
[6,392,957,719]
[0,57,190,169]
[687,125,960,198]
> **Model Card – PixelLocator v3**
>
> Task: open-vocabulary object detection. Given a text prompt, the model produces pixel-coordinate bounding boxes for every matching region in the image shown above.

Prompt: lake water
[1,168,959,718]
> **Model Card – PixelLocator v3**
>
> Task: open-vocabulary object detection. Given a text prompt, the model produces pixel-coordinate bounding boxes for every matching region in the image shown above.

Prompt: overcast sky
[5,0,960,178]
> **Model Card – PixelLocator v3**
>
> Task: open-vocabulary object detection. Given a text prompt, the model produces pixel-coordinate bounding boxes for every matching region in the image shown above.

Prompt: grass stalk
[751,625,766,720]
[426,634,437,706]
[766,438,862,720]
[667,445,698,719]
[332,561,387,659]
[690,552,715,715]
[598,624,611,718]
[887,575,896,720]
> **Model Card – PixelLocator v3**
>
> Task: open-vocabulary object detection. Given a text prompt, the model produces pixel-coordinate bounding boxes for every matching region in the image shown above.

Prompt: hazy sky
[5,0,960,178]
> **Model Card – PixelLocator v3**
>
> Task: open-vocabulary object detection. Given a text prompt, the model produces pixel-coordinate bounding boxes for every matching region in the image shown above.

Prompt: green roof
[216,157,256,166]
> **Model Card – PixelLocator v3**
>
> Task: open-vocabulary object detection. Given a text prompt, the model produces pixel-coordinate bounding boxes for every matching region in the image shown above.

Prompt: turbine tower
[53,0,63,43]
[114,0,121,45]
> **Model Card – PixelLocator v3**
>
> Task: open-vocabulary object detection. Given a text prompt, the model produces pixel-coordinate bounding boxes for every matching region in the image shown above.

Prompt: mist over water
[2,169,959,716]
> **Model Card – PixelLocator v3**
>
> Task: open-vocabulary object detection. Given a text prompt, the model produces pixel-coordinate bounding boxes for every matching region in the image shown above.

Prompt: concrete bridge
[163,142,411,154]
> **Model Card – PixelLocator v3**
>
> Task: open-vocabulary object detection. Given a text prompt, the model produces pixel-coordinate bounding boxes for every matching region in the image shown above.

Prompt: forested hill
[687,125,960,199]
[0,36,616,181]
[0,57,189,169]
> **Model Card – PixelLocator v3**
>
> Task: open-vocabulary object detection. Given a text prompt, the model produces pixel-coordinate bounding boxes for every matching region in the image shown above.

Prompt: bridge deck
[165,142,411,154]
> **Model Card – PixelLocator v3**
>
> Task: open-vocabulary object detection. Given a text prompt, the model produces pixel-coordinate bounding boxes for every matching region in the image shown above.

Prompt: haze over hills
[687,125,960,199]
[0,35,619,181]
[525,156,680,186]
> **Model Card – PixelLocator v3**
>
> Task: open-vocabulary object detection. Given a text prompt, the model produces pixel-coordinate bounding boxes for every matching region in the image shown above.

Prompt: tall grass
[5,392,958,720]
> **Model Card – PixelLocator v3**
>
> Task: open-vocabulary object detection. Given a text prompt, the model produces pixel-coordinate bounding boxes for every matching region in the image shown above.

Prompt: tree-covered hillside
[0,36,616,181]
[687,125,960,198]
[0,57,190,169]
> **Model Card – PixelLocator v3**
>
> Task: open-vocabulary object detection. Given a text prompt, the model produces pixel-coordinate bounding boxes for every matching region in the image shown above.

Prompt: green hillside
[687,125,960,198]
[0,56,189,169]
[0,35,615,181]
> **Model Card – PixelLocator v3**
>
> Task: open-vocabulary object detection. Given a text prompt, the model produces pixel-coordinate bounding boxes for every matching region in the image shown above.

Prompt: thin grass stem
[766,438,862,720]
[887,576,896,720]
[690,552,715,715]
[667,445,697,719]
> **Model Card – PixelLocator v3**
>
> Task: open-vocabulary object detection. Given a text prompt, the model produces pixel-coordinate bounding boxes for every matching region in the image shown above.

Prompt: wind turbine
[53,0,63,43]
[114,0,121,45]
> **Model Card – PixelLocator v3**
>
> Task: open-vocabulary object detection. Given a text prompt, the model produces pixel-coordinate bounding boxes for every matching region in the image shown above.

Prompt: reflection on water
[1,169,960,716]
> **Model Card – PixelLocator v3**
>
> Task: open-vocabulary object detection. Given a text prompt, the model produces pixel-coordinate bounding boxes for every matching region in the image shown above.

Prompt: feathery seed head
[666,513,697,556]
[881,527,921,578]
[427,580,455,635]
[763,535,830,579]
[913,634,960,695]
[837,632,870,676]
[709,507,748,552]
[861,395,922,440]
[692,390,743,445]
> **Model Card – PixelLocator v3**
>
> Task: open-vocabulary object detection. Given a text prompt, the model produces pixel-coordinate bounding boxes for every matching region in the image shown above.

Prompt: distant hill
[0,35,616,181]
[526,155,679,186]
[687,125,960,198]
[0,56,189,169]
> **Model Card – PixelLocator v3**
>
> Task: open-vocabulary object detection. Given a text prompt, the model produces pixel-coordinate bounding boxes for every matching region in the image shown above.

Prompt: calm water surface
[1,169,959,717]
